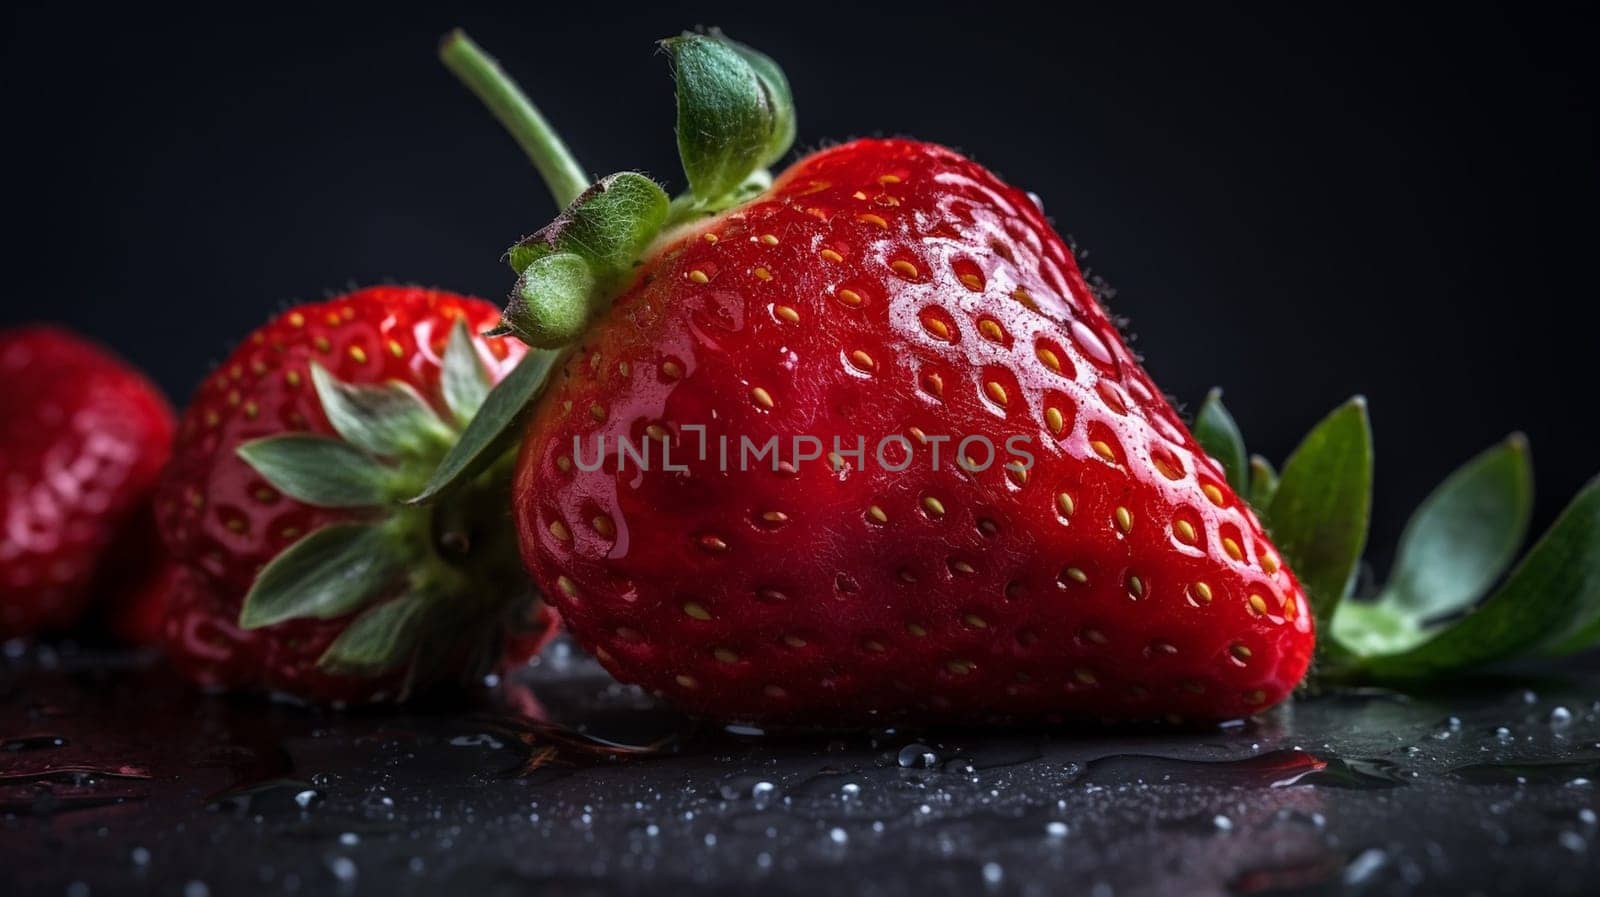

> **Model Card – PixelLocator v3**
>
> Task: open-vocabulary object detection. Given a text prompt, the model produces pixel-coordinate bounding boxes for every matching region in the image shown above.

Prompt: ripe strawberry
[154,286,554,702]
[1,326,175,639]
[431,31,1315,724]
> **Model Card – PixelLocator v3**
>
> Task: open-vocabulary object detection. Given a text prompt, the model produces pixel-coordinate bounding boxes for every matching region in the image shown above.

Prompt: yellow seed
[589,403,606,422]
[864,640,886,653]
[1115,506,1134,534]
[820,248,843,262]
[1005,462,1029,486]
[387,339,404,358]
[203,410,220,428]
[923,317,951,340]
[879,174,901,184]
[753,266,772,281]
[775,305,800,323]
[1037,346,1063,373]
[837,288,863,307]
[985,381,1009,405]
[1084,628,1108,645]
[867,505,888,523]
[1244,689,1266,705]
[906,623,928,637]
[965,614,988,629]
[760,234,779,246]
[979,319,1005,342]
[908,426,928,444]
[702,232,718,243]
[1045,407,1065,435]
[285,311,306,328]
[959,273,983,291]
[1056,492,1075,517]
[313,337,330,353]
[924,371,944,396]
[751,387,774,409]
[1175,520,1196,543]
[713,648,740,663]
[618,361,630,376]
[683,602,712,621]
[1191,581,1214,604]
[1223,537,1244,561]
[254,487,275,502]
[675,674,698,689]
[950,560,975,575]
[761,510,789,525]
[763,684,788,698]
[286,370,301,387]
[549,520,571,542]
[1230,644,1253,662]
[225,517,246,533]
[783,635,808,648]
[922,495,946,517]
[688,269,710,284]
[1093,441,1122,464]
[1284,596,1298,619]
[1128,574,1145,598]
[646,424,669,441]
[556,456,573,472]
[1064,567,1088,584]
[348,345,367,363]
[243,401,259,420]
[592,515,616,538]
[1202,483,1226,506]
[1074,668,1099,685]
[947,660,974,675]
[699,535,729,552]
[858,213,888,229]
[1261,553,1280,574]
[1249,593,1270,615]
[891,260,919,279]
[324,312,340,326]
[662,359,684,380]
[1011,286,1038,310]
[556,576,578,597]
[850,349,875,371]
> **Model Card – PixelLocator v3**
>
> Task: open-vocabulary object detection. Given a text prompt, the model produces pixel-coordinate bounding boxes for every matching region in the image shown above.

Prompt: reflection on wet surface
[2,640,1598,896]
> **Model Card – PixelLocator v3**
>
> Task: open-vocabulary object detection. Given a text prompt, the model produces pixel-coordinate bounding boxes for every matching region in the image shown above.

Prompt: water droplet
[66,881,89,897]
[1213,814,1234,831]
[982,862,1004,887]
[841,782,861,798]
[184,882,211,897]
[1343,848,1386,885]
[1549,706,1573,729]
[338,832,359,846]
[1046,821,1070,837]
[897,743,939,769]
[1559,831,1587,852]
[829,827,848,845]
[327,856,358,884]
[130,846,151,866]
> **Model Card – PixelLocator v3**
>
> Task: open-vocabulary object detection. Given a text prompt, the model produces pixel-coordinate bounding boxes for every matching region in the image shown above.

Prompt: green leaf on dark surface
[441,319,491,425]
[236,435,396,508]
[1267,397,1373,629]
[666,31,795,206]
[1248,454,1279,513]
[1355,475,1600,678]
[317,593,430,675]
[1194,388,1248,495]
[310,364,452,457]
[408,348,561,505]
[239,523,406,629]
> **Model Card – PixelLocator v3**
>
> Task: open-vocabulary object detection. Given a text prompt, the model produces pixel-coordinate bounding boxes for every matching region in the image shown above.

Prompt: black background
[3,1,1594,570]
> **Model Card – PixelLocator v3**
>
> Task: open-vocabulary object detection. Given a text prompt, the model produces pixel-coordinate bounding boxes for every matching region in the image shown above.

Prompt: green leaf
[236,435,396,508]
[665,31,795,206]
[310,363,452,457]
[316,593,430,676]
[1267,397,1373,629]
[502,252,598,349]
[1248,454,1279,512]
[1194,388,1248,495]
[1356,475,1600,678]
[239,523,406,629]
[408,347,562,505]
[440,319,490,425]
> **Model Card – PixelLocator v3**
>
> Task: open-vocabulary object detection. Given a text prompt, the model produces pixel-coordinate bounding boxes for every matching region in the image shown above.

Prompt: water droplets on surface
[897,743,939,769]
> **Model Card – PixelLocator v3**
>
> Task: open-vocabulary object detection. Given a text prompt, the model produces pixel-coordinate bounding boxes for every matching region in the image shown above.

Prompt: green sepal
[664,30,795,207]
[1194,388,1248,495]
[441,319,491,425]
[1352,475,1600,678]
[316,592,431,676]
[1267,397,1373,630]
[238,523,407,629]
[236,435,397,508]
[310,363,452,458]
[503,252,598,349]
[1248,455,1279,512]
[408,347,562,505]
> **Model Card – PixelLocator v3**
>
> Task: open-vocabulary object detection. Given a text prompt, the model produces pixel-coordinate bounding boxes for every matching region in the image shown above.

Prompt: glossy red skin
[155,286,549,700]
[1,326,175,638]
[513,139,1314,724]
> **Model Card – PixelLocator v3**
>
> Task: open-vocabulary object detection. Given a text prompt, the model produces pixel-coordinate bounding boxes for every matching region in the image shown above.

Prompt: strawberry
[420,31,1314,724]
[1,326,175,639]
[154,286,555,702]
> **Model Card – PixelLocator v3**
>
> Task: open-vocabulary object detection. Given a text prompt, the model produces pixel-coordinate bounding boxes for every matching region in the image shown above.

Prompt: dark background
[3,1,1594,570]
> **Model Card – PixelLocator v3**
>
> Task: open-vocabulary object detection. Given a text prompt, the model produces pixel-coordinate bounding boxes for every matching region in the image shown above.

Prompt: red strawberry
[154,286,554,702]
[1,326,175,639]
[431,31,1317,724]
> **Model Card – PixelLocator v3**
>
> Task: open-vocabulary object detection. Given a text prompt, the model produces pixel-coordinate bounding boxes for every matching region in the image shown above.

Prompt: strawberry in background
[1,326,176,641]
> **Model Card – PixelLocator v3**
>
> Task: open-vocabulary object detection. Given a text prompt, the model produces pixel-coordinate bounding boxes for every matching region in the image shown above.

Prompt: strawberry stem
[440,29,590,209]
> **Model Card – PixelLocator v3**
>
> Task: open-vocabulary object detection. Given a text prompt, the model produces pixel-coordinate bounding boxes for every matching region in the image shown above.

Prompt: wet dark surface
[3,640,1598,897]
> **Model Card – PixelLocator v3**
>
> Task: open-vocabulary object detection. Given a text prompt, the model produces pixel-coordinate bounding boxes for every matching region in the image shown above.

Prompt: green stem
[439,29,590,209]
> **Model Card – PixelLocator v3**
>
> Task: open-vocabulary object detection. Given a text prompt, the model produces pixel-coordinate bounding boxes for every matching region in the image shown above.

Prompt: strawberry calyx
[1193,390,1600,685]
[234,319,535,685]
